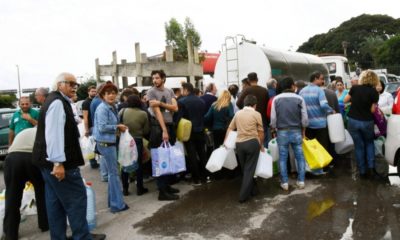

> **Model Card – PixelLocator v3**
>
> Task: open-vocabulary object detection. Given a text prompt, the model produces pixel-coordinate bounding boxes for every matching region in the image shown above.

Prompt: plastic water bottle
[85,181,96,231]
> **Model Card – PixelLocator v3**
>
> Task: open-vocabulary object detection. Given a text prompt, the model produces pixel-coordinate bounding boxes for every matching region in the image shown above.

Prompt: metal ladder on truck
[222,35,245,87]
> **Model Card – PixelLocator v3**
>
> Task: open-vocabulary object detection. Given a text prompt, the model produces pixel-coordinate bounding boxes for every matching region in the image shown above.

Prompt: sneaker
[280,183,289,191]
[296,181,305,189]
[166,186,180,194]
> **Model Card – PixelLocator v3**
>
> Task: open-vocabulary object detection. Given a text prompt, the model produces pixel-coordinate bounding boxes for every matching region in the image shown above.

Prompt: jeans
[263,123,269,148]
[97,145,127,212]
[40,168,91,240]
[99,154,108,181]
[277,129,306,183]
[347,117,375,174]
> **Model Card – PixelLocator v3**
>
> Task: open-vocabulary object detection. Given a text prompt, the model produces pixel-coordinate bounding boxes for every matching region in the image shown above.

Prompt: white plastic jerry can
[268,138,279,162]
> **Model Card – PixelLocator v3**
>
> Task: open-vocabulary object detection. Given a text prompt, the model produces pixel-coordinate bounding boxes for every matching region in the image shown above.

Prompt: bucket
[327,113,345,143]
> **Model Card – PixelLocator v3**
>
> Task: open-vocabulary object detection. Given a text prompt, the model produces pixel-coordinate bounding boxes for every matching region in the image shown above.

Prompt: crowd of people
[3,68,390,239]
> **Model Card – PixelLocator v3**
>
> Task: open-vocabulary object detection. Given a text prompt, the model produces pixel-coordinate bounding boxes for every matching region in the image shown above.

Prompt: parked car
[385,82,400,97]
[0,108,17,161]
[387,74,399,83]
[385,115,400,176]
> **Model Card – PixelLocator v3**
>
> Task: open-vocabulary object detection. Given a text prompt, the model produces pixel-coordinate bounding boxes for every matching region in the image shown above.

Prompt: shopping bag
[151,142,173,177]
[224,131,237,149]
[0,190,4,238]
[206,147,228,172]
[302,138,333,170]
[176,118,192,142]
[223,149,237,170]
[255,149,273,179]
[170,141,186,174]
[118,131,138,167]
[20,182,37,216]
[80,136,96,161]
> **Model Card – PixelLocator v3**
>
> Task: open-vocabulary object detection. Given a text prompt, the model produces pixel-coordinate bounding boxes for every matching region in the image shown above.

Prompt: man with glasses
[32,73,105,240]
[299,71,334,174]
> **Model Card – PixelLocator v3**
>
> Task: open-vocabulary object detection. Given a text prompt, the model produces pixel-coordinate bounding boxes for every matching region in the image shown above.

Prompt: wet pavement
[2,153,400,240]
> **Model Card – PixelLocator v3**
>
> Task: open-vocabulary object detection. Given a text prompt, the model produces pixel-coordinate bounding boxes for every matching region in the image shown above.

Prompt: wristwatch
[54,162,63,167]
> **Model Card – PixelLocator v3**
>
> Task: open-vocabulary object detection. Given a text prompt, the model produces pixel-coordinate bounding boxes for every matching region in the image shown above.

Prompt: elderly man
[32,73,105,240]
[9,96,39,145]
[35,87,49,105]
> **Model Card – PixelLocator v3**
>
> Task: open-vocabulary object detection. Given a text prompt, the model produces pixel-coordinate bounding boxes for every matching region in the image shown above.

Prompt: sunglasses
[61,81,80,88]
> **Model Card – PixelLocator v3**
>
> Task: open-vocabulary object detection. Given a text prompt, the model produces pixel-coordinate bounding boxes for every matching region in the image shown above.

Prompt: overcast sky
[1,0,399,91]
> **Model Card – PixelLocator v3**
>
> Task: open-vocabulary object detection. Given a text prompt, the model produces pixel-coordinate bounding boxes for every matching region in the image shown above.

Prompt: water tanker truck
[213,36,330,90]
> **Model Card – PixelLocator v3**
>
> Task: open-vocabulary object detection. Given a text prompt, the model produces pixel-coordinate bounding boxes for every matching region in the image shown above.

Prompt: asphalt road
[1,153,400,240]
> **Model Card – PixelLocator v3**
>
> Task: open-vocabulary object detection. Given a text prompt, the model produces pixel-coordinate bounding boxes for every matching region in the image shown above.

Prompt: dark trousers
[213,129,226,149]
[121,138,145,191]
[40,168,91,240]
[236,139,260,202]
[3,152,48,240]
[184,131,207,182]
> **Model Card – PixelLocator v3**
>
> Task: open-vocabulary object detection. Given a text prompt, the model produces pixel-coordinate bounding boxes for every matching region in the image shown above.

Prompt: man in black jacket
[32,72,105,240]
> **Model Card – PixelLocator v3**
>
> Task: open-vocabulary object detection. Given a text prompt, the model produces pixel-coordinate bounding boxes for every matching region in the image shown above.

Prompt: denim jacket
[93,101,118,143]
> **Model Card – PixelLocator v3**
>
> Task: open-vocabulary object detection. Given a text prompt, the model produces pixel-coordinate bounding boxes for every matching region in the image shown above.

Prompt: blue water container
[85,182,96,231]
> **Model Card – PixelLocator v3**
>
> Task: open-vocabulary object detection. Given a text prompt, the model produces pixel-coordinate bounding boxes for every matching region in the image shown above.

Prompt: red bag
[393,90,400,114]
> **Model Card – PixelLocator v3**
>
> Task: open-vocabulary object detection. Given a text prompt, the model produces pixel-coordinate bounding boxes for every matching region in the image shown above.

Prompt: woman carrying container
[119,95,150,196]
[225,95,264,203]
[344,70,379,179]
[204,90,234,149]
[93,82,129,213]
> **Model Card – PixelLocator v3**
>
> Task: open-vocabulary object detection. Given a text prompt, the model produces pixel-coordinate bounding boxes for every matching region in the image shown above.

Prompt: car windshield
[386,83,400,93]
[0,112,13,129]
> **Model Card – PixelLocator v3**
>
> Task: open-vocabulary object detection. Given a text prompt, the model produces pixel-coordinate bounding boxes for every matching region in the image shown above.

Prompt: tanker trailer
[213,37,329,90]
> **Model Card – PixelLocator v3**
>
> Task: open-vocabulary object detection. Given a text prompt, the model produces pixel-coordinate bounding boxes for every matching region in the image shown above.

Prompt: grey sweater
[270,92,308,129]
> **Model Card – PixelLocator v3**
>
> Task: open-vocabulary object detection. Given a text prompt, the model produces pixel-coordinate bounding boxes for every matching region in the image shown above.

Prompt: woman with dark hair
[376,80,394,115]
[335,79,349,117]
[118,88,139,111]
[119,95,150,196]
[93,82,129,213]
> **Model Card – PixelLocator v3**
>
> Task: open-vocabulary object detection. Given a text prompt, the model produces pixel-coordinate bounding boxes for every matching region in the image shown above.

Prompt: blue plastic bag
[151,141,172,177]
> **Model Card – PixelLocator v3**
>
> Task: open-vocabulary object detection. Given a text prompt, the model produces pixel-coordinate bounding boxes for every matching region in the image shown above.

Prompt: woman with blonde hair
[344,70,379,179]
[204,90,234,149]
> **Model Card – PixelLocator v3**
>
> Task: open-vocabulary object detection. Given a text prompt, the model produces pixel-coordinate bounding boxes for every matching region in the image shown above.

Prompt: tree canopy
[297,14,400,69]
[165,17,202,61]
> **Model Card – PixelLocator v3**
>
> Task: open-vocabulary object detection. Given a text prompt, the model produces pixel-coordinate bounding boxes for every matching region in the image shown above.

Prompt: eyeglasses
[61,81,80,88]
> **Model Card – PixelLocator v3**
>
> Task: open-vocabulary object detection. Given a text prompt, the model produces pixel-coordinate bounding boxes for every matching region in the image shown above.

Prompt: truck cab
[320,56,351,87]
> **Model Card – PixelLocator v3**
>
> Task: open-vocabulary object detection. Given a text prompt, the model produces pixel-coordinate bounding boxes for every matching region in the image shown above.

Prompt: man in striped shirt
[299,71,334,174]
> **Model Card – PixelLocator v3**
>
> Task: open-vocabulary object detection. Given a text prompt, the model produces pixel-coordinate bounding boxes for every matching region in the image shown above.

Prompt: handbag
[151,141,173,177]
[118,131,138,167]
[302,138,332,170]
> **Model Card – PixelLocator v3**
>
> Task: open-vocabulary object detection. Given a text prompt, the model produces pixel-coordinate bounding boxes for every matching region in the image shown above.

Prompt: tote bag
[302,138,332,170]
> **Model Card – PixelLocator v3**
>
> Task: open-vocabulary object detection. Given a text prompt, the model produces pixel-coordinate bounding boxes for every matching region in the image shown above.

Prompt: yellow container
[177,118,192,142]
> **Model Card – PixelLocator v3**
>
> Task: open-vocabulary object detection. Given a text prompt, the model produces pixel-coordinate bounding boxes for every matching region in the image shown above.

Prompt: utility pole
[16,64,21,99]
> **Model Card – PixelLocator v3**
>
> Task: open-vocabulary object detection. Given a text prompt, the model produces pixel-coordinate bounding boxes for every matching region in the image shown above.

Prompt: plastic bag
[80,136,96,161]
[151,141,173,177]
[170,141,186,174]
[118,131,138,167]
[302,138,332,170]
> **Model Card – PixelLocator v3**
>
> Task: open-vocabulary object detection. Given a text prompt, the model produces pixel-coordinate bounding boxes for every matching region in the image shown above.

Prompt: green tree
[77,79,97,101]
[376,35,400,74]
[297,14,400,68]
[0,94,17,108]
[165,17,202,60]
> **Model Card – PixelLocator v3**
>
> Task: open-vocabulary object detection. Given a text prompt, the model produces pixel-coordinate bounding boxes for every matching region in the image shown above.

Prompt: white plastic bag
[255,149,273,179]
[151,141,172,177]
[80,136,96,161]
[206,147,228,172]
[223,149,238,170]
[224,131,237,149]
[170,141,186,174]
[118,131,138,167]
